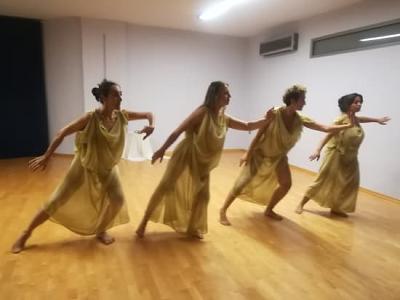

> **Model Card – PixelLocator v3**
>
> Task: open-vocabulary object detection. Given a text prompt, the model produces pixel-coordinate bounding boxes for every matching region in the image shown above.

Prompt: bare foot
[96,232,115,245]
[265,210,283,221]
[295,205,304,214]
[189,231,204,239]
[219,209,231,226]
[330,210,348,218]
[135,223,146,238]
[11,231,31,254]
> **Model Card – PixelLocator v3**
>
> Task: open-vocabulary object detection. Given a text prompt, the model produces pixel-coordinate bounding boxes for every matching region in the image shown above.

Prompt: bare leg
[11,159,86,253]
[95,182,124,245]
[135,217,148,238]
[265,158,292,221]
[11,209,50,253]
[188,203,205,239]
[187,177,209,239]
[219,170,253,226]
[295,196,311,214]
[136,188,164,238]
[96,232,115,245]
[219,191,237,226]
[137,161,185,238]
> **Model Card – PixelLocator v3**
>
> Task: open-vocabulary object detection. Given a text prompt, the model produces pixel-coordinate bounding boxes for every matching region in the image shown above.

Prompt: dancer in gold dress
[136,81,274,239]
[295,93,390,217]
[11,79,155,253]
[219,85,355,225]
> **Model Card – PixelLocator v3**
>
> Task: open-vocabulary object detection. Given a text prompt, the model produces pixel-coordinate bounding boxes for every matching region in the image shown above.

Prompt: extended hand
[378,116,390,125]
[151,148,165,164]
[309,152,320,161]
[28,155,50,171]
[137,126,155,140]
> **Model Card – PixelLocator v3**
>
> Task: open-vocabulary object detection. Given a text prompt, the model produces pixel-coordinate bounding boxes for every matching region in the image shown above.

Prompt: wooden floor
[1,152,399,300]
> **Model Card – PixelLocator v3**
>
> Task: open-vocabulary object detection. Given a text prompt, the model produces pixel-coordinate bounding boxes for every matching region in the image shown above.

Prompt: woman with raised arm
[219,84,355,225]
[136,81,274,239]
[11,79,155,253]
[295,93,390,217]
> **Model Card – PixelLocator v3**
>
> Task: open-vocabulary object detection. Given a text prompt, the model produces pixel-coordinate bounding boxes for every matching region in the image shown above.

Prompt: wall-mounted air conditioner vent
[259,33,298,56]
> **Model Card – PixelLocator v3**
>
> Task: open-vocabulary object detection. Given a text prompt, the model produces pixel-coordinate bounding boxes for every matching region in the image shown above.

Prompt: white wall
[245,0,400,198]
[44,18,252,156]
[81,19,128,112]
[42,0,399,198]
[45,19,252,153]
[42,18,84,154]
[78,20,251,149]
[125,25,251,149]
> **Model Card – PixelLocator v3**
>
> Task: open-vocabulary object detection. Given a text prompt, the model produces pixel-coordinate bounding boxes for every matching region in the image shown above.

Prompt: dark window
[311,19,400,57]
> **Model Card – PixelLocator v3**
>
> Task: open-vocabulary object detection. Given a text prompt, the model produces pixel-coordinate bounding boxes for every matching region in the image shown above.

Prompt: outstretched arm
[151,106,207,164]
[124,110,155,140]
[357,116,390,124]
[309,133,334,161]
[227,107,275,131]
[304,112,355,133]
[29,113,91,171]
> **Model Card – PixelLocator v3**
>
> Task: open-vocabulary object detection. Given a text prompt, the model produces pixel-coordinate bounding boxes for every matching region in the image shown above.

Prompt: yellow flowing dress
[231,106,314,205]
[148,108,228,235]
[304,114,364,212]
[43,110,130,235]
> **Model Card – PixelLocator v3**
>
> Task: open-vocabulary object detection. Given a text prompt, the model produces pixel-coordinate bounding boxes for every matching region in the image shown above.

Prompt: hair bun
[91,79,118,103]
[91,87,100,101]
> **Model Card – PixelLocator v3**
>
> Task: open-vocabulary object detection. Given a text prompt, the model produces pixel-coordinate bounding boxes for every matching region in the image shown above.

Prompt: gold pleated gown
[147,108,228,235]
[231,106,314,205]
[43,110,130,235]
[305,114,364,212]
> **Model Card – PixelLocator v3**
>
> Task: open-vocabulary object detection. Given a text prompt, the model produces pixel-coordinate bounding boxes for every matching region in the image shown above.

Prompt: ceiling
[0,0,367,37]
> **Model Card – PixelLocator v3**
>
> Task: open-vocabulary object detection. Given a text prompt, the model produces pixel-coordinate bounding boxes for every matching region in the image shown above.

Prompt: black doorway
[0,16,48,158]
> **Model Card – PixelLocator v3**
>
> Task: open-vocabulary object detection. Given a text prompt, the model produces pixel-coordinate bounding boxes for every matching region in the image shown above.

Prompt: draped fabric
[43,110,130,235]
[305,114,364,212]
[148,108,228,235]
[232,106,315,205]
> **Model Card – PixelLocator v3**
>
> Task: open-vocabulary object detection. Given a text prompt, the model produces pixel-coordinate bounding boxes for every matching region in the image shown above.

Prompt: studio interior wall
[42,0,399,198]
[244,0,400,198]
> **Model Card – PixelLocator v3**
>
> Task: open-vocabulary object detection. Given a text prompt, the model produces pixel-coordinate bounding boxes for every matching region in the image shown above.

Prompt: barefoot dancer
[12,79,154,253]
[136,81,274,239]
[295,93,390,217]
[220,85,355,225]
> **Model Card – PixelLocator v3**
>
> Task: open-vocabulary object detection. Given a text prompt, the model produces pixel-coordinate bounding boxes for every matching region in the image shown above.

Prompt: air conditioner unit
[259,33,298,56]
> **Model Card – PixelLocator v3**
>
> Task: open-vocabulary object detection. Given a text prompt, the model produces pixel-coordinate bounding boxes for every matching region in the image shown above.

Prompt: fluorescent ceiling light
[199,0,248,21]
[360,33,400,42]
